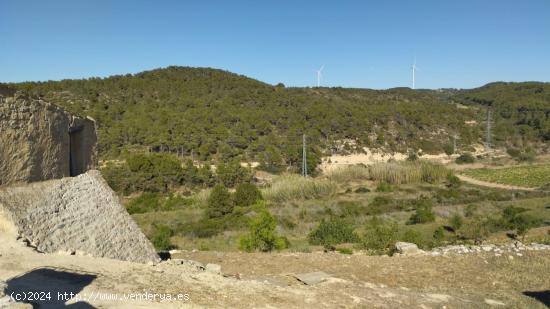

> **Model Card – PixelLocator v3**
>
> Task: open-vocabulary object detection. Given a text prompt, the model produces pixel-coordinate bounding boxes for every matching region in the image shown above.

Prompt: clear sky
[1,0,549,89]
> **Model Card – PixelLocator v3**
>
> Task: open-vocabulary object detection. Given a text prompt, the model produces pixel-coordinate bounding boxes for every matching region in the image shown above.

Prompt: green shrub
[375,182,393,192]
[433,226,445,243]
[206,184,233,218]
[367,196,401,215]
[216,160,252,187]
[459,216,490,244]
[337,201,362,218]
[308,218,359,247]
[507,147,536,162]
[336,247,353,255]
[399,229,425,248]
[151,224,174,251]
[455,153,475,164]
[126,192,191,214]
[362,217,399,254]
[449,213,464,232]
[408,198,435,224]
[446,174,461,189]
[234,183,263,207]
[501,206,542,240]
[239,206,288,252]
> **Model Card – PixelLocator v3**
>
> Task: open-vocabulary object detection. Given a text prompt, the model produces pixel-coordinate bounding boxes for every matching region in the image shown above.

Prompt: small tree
[362,216,399,254]
[216,160,251,187]
[408,198,435,224]
[239,205,288,252]
[234,183,263,207]
[206,184,233,218]
[308,218,359,248]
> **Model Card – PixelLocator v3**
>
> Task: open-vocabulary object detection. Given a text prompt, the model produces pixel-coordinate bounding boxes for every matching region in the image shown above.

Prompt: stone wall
[0,170,160,264]
[0,93,97,186]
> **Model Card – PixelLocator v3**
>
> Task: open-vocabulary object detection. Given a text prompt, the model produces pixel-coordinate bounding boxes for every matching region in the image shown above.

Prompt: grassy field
[463,164,550,188]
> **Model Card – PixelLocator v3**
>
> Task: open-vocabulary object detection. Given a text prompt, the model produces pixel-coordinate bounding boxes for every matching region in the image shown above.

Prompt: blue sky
[1,0,549,89]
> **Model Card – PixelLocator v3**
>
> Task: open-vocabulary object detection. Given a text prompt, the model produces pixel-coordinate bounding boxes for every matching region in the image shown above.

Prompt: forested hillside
[7,67,548,167]
[456,82,550,146]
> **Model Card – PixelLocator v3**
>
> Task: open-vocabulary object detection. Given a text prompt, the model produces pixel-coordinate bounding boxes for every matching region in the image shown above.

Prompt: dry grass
[262,174,337,203]
[327,161,450,184]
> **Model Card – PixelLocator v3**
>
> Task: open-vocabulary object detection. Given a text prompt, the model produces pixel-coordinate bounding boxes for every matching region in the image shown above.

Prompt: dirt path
[456,174,536,191]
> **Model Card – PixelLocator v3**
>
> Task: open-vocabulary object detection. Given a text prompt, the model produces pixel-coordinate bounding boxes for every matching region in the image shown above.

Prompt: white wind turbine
[316,65,324,87]
[411,57,419,89]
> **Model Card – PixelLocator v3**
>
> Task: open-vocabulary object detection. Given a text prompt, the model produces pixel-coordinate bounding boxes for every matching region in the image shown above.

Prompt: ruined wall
[0,93,97,186]
[0,170,160,264]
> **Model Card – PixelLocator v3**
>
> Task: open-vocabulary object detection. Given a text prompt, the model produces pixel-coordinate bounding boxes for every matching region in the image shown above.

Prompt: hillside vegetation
[456,82,550,147]
[6,67,490,165]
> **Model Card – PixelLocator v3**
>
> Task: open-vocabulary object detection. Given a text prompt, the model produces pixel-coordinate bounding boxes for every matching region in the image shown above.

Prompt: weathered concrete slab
[0,171,159,264]
[293,272,332,285]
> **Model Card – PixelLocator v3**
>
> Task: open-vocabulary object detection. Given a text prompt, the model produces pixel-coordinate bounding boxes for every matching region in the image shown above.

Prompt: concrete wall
[0,93,97,186]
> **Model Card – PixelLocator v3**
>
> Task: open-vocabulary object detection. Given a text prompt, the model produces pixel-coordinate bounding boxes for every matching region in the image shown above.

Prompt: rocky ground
[1,231,549,308]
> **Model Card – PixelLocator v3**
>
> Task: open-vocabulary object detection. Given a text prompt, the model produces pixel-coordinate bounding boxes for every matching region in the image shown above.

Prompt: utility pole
[486,108,492,151]
[302,134,308,177]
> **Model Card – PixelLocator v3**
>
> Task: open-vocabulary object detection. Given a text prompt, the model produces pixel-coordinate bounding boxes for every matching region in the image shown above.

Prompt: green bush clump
[126,192,191,214]
[459,216,491,244]
[367,196,401,215]
[151,224,174,251]
[500,206,542,240]
[101,154,216,195]
[448,213,464,233]
[216,160,252,187]
[239,205,288,252]
[206,184,234,218]
[234,183,263,207]
[408,198,435,224]
[455,153,475,164]
[446,174,461,189]
[375,182,393,192]
[433,226,445,243]
[336,247,353,255]
[399,229,425,248]
[337,201,362,218]
[362,216,399,254]
[308,218,359,247]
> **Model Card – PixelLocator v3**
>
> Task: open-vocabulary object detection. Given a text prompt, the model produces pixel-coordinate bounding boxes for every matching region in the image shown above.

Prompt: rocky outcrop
[0,171,160,264]
[394,242,425,256]
[0,93,97,186]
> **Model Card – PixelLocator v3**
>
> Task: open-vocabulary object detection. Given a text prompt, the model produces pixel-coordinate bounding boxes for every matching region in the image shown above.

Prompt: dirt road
[456,174,536,191]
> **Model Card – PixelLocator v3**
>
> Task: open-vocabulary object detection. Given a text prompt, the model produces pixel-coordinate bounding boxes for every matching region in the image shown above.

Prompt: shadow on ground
[524,290,550,308]
[5,267,97,308]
